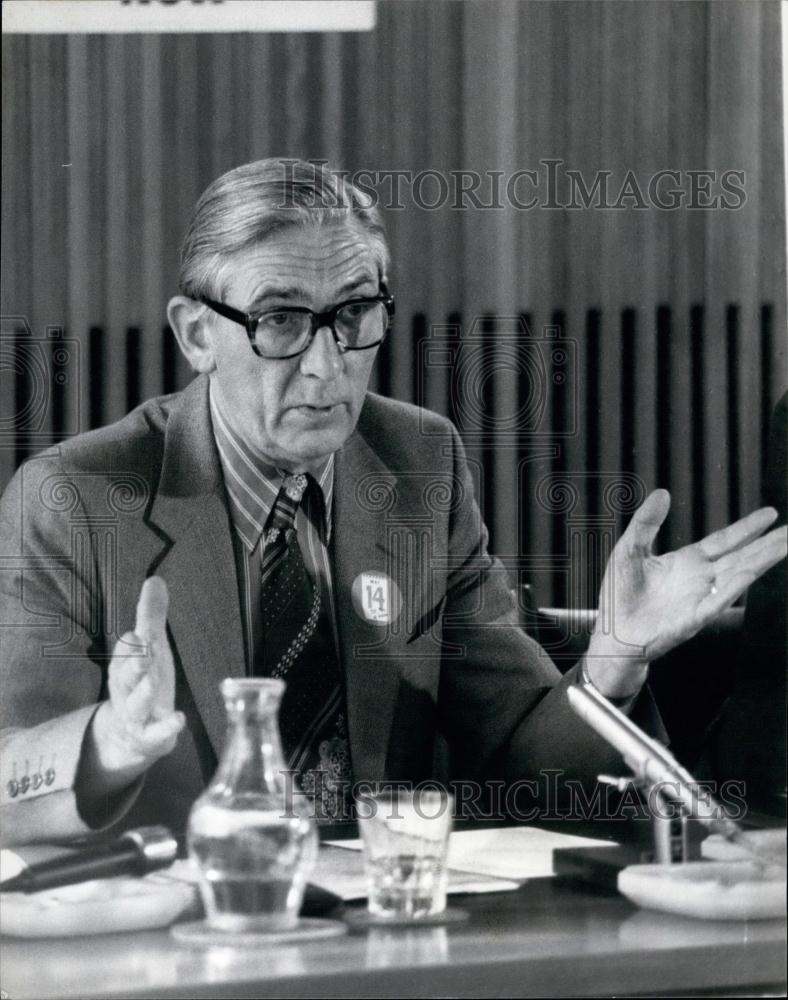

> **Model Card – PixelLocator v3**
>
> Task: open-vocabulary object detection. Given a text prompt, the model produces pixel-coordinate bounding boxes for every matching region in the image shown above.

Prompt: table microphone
[567,682,786,868]
[0,826,178,893]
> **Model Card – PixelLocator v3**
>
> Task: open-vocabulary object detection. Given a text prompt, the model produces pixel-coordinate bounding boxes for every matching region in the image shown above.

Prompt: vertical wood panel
[105,34,131,425]
[209,35,235,181]
[666,302,694,552]
[319,34,344,170]
[65,34,91,438]
[140,36,165,402]
[167,35,201,390]
[1,38,31,486]
[29,36,68,346]
[759,14,788,419]
[704,2,762,536]
[386,3,424,403]
[564,0,599,476]
[755,7,787,510]
[516,1,555,593]
[667,2,709,551]
[248,34,277,163]
[561,4,600,606]
[631,4,669,533]
[1,1,785,611]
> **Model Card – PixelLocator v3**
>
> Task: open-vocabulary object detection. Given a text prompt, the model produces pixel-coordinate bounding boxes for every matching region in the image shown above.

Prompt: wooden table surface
[3,868,786,999]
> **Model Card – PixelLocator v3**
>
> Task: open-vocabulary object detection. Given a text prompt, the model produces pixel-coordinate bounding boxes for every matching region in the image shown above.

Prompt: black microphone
[0,826,178,893]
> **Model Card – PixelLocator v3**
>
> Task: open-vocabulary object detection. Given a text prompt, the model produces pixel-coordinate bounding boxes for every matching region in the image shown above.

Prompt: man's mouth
[292,402,344,414]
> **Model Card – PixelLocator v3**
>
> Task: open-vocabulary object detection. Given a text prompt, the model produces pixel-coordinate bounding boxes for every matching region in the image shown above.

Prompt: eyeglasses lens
[253,302,387,358]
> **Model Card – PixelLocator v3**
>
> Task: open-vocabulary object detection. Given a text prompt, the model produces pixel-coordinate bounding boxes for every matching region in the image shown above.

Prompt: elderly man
[1,159,785,843]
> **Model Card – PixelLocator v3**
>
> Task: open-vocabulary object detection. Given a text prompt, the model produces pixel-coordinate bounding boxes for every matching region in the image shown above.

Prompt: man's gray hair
[179,158,389,300]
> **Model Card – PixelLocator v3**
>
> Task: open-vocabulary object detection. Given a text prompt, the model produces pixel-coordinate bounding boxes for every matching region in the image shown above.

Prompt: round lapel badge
[351,571,402,625]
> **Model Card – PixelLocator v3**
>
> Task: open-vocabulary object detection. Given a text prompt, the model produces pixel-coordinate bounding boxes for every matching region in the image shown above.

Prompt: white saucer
[618,860,787,920]
[1,876,196,937]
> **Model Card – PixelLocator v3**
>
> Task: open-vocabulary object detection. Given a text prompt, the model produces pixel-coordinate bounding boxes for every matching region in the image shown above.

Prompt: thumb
[621,489,671,554]
[135,576,169,644]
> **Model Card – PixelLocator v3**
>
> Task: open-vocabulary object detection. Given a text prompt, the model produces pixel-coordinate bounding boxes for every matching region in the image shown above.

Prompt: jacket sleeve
[435,423,658,800]
[0,455,141,845]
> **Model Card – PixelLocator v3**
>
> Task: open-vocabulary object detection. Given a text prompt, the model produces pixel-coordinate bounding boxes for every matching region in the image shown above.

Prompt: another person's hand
[585,489,787,697]
[82,577,185,793]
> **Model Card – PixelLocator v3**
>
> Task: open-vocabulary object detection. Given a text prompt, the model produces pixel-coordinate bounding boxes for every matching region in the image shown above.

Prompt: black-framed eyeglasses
[199,284,395,360]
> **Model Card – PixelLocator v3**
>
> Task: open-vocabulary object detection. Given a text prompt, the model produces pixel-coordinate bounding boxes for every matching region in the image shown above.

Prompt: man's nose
[299,325,344,378]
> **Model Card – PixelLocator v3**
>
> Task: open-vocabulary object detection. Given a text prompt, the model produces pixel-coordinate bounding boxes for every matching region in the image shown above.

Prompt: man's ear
[166,296,216,374]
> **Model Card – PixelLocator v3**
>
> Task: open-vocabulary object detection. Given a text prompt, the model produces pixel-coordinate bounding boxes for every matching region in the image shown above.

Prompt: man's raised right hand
[82,576,185,794]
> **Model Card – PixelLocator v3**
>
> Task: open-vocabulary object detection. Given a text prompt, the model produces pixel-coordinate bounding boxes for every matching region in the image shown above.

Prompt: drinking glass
[356,788,453,920]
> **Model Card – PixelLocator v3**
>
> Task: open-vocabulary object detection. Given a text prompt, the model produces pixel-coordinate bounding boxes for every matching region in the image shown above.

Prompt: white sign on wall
[2,0,376,34]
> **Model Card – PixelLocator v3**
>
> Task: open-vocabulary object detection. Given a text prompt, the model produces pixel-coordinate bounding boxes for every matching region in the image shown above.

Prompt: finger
[698,507,778,560]
[150,703,183,722]
[108,632,147,700]
[118,711,184,761]
[145,628,176,712]
[117,615,176,715]
[111,630,146,662]
[696,568,762,622]
[697,527,786,620]
[619,489,671,554]
[133,712,185,754]
[714,524,787,580]
[135,576,169,644]
[108,661,144,711]
[124,671,155,723]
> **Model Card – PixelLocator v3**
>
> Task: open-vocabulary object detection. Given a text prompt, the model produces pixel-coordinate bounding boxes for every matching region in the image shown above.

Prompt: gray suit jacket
[0,376,623,843]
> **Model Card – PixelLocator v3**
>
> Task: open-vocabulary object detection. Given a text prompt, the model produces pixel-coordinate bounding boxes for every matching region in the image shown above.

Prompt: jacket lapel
[146,376,245,756]
[333,429,399,782]
[334,420,443,783]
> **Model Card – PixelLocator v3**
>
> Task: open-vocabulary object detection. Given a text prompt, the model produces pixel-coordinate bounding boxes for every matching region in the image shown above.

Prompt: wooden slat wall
[2,0,786,607]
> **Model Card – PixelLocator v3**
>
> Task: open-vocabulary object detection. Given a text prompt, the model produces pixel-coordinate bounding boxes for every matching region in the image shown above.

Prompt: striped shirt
[209,383,340,676]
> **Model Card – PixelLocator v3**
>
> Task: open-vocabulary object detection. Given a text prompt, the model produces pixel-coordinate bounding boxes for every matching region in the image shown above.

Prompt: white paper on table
[326,826,616,882]
[446,826,617,879]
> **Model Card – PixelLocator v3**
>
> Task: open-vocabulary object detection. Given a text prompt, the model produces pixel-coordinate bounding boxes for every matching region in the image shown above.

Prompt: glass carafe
[187,678,318,932]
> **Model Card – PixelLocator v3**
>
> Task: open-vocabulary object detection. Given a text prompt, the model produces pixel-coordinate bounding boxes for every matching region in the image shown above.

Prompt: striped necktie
[260,473,318,675]
[258,474,350,816]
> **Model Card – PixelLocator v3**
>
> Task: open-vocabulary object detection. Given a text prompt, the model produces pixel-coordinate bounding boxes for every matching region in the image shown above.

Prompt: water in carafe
[187,678,318,932]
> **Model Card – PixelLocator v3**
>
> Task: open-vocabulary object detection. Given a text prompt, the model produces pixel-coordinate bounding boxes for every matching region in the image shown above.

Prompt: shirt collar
[209,382,334,552]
